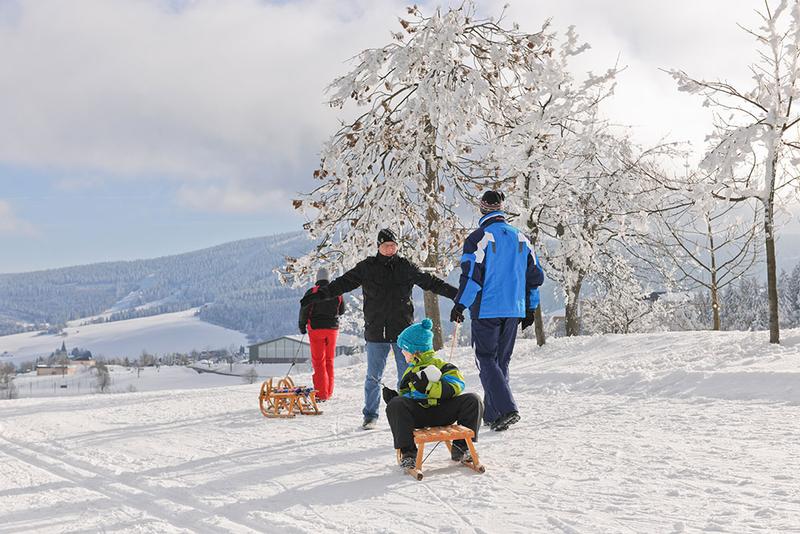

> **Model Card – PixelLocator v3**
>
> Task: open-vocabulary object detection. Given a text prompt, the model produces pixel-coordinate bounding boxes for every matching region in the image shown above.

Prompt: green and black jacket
[399,350,466,408]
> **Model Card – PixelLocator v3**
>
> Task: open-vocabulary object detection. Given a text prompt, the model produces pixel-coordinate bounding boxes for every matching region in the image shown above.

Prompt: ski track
[1,333,800,532]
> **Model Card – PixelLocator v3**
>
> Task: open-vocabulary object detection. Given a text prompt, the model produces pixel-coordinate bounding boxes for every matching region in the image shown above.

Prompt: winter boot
[490,411,520,432]
[361,417,378,430]
[399,448,417,469]
[450,440,473,463]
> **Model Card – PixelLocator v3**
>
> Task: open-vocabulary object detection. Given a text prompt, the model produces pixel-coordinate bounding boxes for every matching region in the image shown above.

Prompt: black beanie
[480,191,505,214]
[377,228,397,245]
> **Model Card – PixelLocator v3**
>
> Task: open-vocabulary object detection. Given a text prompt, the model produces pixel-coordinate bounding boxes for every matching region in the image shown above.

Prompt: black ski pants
[385,392,484,452]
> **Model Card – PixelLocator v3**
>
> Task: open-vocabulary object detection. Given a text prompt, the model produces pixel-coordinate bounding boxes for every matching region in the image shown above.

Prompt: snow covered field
[0,329,798,533]
[9,363,303,398]
[0,309,249,364]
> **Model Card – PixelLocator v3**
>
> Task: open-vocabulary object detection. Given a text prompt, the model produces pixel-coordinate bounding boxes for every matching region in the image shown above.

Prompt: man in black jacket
[299,267,345,401]
[300,228,457,429]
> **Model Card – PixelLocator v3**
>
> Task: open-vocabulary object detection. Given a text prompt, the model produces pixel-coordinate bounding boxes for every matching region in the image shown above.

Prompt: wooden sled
[258,377,322,418]
[396,424,485,480]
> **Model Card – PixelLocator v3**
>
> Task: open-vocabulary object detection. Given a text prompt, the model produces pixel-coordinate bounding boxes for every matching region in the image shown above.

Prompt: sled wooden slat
[396,423,485,479]
[259,377,322,418]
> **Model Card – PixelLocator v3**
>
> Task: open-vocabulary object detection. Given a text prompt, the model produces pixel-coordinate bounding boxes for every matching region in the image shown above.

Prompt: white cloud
[486,0,759,154]
[0,200,38,237]
[0,0,776,202]
[176,182,293,214]
[0,0,406,186]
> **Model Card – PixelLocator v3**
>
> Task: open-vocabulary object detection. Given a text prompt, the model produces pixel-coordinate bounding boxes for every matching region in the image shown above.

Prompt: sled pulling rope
[396,424,485,480]
[258,377,322,418]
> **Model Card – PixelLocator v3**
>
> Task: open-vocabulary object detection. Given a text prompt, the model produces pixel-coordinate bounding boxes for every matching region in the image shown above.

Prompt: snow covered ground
[0,329,798,533]
[10,363,302,398]
[0,309,249,365]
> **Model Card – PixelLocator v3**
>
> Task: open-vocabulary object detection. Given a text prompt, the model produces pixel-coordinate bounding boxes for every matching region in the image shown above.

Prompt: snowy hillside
[0,231,312,340]
[0,309,248,364]
[0,329,798,533]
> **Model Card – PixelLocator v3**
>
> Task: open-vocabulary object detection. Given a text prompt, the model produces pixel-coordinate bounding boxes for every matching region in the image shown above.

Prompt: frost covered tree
[638,196,761,330]
[95,360,111,393]
[337,294,365,338]
[283,3,554,348]
[580,255,673,334]
[0,363,17,400]
[720,277,770,331]
[483,23,674,337]
[503,115,669,336]
[778,264,800,326]
[481,24,618,341]
[243,367,259,385]
[669,0,800,343]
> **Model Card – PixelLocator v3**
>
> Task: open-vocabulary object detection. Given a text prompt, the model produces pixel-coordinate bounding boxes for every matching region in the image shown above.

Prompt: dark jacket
[299,280,345,331]
[326,254,457,343]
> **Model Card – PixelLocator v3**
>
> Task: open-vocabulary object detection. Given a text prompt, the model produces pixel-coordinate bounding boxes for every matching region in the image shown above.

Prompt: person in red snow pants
[299,267,345,401]
[308,328,338,400]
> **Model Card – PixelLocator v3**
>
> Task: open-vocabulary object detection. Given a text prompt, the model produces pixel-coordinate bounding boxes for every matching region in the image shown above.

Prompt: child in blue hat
[383,318,484,469]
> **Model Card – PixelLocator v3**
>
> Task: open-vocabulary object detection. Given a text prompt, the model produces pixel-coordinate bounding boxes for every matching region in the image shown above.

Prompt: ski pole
[449,322,461,361]
[285,333,306,378]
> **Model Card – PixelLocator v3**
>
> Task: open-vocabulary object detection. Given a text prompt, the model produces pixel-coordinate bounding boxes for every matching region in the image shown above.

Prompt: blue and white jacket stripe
[454,211,544,319]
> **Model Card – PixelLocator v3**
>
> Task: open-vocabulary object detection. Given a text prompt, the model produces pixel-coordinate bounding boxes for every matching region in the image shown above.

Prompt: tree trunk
[422,115,444,351]
[534,306,545,346]
[423,289,444,351]
[564,278,583,336]
[764,199,780,344]
[761,136,780,344]
[706,215,721,331]
[710,283,721,331]
[523,169,546,347]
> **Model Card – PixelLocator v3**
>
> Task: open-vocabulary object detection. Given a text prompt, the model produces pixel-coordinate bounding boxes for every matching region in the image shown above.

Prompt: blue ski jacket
[454,211,544,319]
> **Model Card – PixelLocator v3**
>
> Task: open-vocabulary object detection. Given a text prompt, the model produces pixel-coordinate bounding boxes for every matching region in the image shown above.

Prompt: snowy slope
[0,309,248,364]
[0,329,798,533]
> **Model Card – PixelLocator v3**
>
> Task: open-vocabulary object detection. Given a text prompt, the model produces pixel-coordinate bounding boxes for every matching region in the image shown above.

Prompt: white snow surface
[0,309,248,364]
[10,363,299,398]
[1,329,799,533]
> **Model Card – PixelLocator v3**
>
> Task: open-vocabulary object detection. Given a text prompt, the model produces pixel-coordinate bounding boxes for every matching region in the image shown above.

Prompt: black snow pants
[385,392,484,452]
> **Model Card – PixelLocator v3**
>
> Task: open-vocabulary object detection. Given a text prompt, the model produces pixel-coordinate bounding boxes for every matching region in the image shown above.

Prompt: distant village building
[36,364,77,377]
[71,354,96,367]
[249,334,363,364]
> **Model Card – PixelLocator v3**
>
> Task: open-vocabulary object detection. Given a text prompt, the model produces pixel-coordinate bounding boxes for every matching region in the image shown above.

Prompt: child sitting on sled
[382,318,484,470]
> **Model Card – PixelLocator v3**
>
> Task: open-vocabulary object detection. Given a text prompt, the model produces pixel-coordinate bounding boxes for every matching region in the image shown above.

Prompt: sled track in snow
[0,435,266,533]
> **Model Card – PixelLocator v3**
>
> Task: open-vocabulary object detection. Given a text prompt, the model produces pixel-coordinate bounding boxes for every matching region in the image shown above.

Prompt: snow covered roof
[251,333,364,348]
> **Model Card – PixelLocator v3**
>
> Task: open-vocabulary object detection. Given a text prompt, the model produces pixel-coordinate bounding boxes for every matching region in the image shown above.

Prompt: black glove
[410,371,429,393]
[299,324,307,335]
[520,308,536,331]
[450,304,465,323]
[382,386,398,403]
[300,286,331,307]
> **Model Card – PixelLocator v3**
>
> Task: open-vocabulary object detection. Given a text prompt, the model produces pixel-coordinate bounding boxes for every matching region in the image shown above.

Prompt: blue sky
[0,163,303,272]
[0,0,793,273]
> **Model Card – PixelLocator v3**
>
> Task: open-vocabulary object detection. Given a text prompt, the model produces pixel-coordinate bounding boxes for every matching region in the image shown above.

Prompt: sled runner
[258,377,322,418]
[396,424,485,480]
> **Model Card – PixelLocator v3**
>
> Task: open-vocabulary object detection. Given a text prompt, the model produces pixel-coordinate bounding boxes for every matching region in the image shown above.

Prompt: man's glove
[410,371,429,393]
[450,304,465,323]
[382,386,398,404]
[520,308,536,331]
[300,286,331,307]
[299,324,307,335]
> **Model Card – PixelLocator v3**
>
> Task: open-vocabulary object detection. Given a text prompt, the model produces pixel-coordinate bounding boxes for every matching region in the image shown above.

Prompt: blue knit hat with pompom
[397,318,434,354]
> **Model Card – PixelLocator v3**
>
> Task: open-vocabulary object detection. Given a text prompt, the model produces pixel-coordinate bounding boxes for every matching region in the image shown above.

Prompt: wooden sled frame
[396,424,485,480]
[258,377,322,418]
